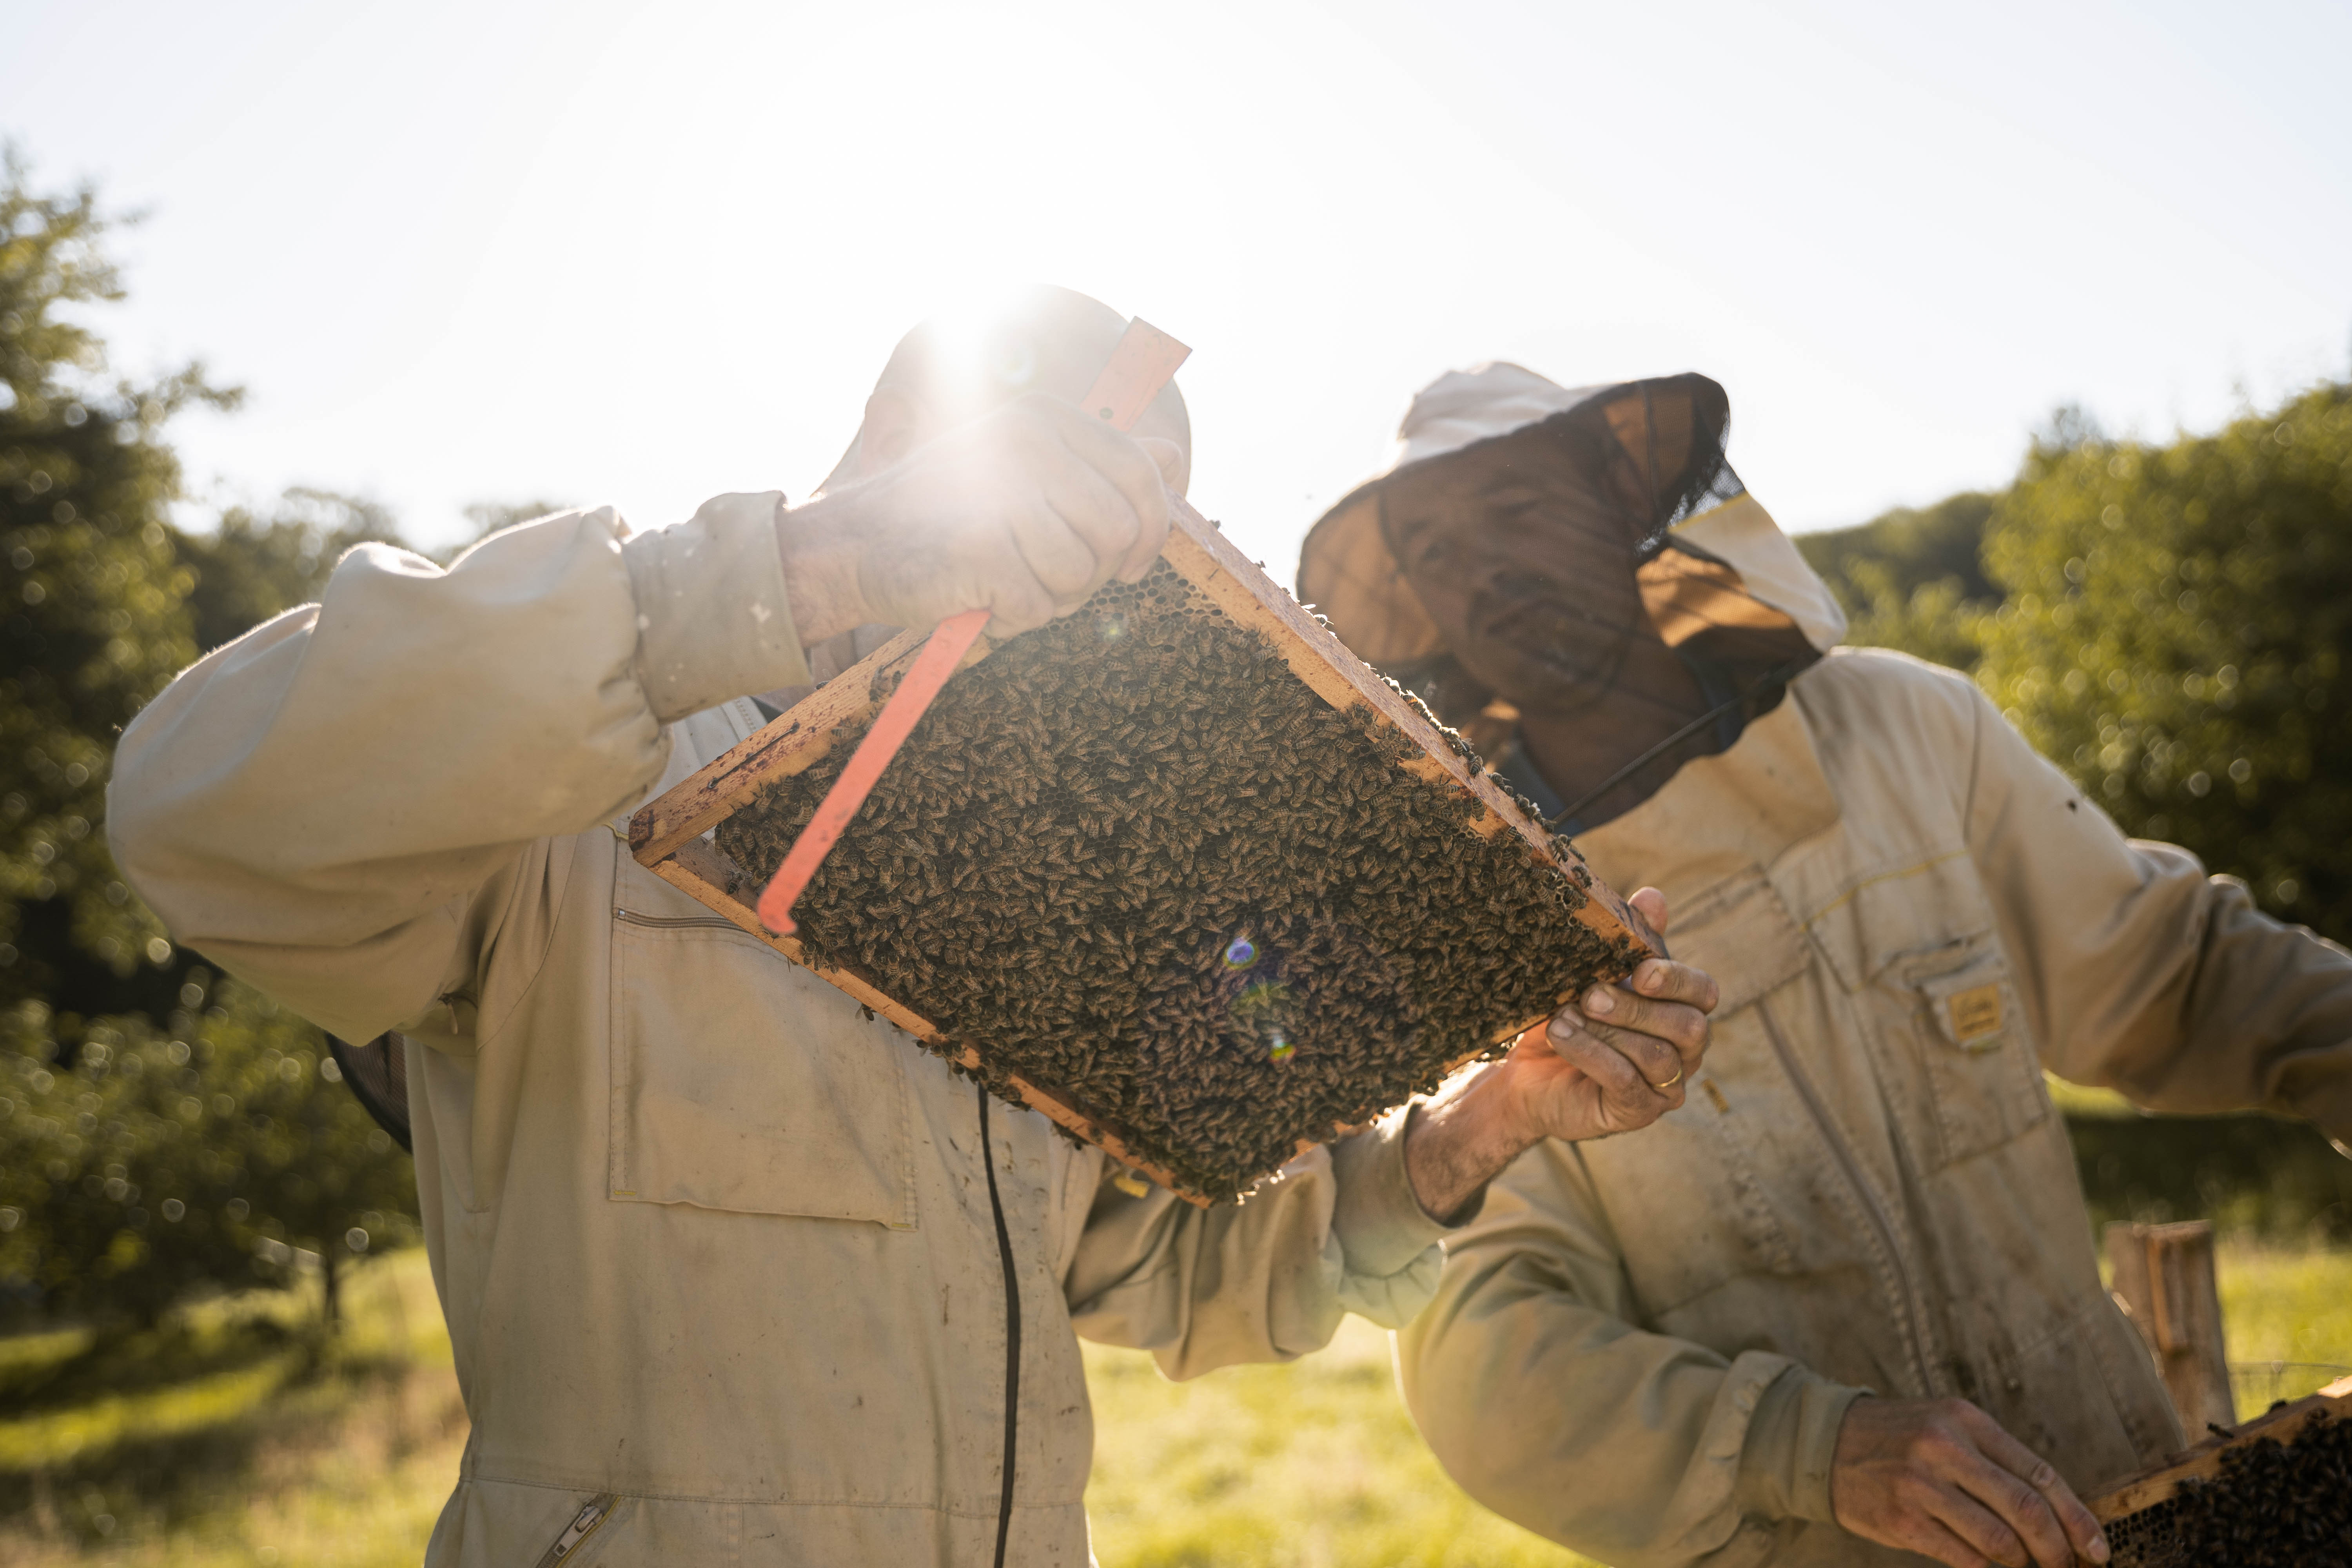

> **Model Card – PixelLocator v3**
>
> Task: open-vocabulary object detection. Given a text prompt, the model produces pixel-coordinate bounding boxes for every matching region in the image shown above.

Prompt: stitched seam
[1801,847,1969,925]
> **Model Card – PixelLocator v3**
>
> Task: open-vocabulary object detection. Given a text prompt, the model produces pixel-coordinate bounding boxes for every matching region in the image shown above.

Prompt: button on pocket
[1913,955,2047,1167]
[609,908,916,1227]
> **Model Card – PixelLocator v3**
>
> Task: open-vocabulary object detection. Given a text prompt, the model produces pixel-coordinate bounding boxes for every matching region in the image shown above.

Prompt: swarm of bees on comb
[2100,1407,2352,1566]
[717,561,1644,1201]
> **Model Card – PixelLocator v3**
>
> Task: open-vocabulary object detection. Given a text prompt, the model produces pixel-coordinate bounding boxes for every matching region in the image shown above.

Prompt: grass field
[0,1241,2345,1566]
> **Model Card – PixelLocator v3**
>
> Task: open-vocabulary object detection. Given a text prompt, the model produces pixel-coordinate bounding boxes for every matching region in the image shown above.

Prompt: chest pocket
[1906,949,2047,1168]
[608,892,917,1228]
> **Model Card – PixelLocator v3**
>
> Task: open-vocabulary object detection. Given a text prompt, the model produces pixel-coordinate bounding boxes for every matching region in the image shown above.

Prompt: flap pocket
[1908,953,2046,1168]
[609,909,916,1227]
[1664,870,1813,1018]
[1921,963,2020,1057]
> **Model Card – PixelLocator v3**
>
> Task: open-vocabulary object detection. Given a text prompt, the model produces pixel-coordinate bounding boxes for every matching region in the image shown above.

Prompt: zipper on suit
[612,908,748,933]
[1755,997,1936,1394]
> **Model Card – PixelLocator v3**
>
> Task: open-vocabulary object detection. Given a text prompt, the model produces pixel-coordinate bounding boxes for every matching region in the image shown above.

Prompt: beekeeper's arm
[1953,677,2352,1144]
[1395,1140,1858,1568]
[1068,906,1716,1376]
[107,398,1177,1045]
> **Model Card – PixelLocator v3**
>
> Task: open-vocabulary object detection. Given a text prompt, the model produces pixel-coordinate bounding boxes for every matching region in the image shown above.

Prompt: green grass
[0,1243,2344,1565]
[1083,1314,1590,1568]
[2216,1237,2352,1412]
[0,1252,462,1567]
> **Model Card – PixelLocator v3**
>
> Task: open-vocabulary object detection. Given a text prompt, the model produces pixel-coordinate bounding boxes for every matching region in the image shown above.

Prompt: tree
[0,969,417,1330]
[0,154,419,1327]
[1,151,232,1030]
[1976,383,2352,941]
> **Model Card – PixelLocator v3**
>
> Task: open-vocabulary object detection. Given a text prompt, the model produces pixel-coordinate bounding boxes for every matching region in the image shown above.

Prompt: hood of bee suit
[1296,364,1846,693]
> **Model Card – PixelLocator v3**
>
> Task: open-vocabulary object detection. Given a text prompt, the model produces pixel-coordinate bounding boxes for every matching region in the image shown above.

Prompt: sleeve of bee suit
[106,497,811,1049]
[1394,1140,1867,1568]
[1942,668,2352,1145]
[1062,1105,1454,1376]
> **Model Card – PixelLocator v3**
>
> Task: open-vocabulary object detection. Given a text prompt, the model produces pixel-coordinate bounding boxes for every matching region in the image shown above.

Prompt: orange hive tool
[755,318,1193,935]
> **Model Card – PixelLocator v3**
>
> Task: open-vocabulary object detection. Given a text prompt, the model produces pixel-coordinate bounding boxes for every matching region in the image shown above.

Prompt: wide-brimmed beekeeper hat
[1298,363,1844,681]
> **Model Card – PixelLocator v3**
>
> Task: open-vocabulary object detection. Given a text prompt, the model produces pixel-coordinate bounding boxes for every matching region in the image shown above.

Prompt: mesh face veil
[1299,365,1846,819]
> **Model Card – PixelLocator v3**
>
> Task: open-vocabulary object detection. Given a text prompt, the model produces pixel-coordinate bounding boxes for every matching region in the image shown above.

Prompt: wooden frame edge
[621,494,1662,1205]
[644,838,1213,1207]
[630,629,998,865]
[2087,1374,2352,1521]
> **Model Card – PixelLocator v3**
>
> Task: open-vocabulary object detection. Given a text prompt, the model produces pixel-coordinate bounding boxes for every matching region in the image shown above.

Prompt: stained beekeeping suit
[1304,364,2352,1568]
[104,296,1712,1568]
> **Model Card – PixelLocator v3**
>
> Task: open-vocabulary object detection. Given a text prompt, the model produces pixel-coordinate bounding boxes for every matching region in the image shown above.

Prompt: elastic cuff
[623,492,812,722]
[1330,1105,1452,1279]
[1735,1366,1870,1525]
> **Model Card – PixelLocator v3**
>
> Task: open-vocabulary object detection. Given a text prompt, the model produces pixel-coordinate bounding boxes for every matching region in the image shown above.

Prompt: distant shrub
[1978,382,2352,943]
[0,970,414,1330]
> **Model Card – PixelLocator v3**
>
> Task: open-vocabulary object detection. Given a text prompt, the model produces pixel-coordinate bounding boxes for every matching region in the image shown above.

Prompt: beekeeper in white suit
[1302,364,2352,1568]
[106,292,1720,1567]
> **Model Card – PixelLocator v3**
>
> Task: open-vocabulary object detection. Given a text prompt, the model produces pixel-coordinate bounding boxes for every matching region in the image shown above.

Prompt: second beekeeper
[1302,363,2352,1568]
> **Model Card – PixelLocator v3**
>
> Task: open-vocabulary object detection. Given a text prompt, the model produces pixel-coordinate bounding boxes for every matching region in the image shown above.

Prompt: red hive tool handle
[756,318,1193,935]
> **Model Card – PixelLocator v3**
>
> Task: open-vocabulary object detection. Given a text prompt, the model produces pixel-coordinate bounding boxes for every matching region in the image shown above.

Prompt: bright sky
[5,0,2347,577]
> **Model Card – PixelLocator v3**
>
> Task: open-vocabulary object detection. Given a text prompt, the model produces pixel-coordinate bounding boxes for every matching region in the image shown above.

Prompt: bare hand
[1508,888,1714,1142]
[1831,1397,2110,1568]
[1405,888,1717,1220]
[778,394,1181,645]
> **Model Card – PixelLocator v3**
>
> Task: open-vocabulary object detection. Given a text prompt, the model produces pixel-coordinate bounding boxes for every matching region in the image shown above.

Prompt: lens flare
[1267,1033,1295,1063]
[1222,936,1257,969]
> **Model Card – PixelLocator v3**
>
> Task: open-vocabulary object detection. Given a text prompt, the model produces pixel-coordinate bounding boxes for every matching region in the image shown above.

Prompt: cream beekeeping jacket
[109,497,1453,1568]
[1398,648,2352,1568]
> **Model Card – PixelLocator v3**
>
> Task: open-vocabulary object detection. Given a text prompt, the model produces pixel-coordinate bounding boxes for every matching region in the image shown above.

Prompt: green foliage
[0,1249,456,1558]
[0,154,418,1328]
[1977,383,2352,940]
[1,152,234,1025]
[1084,1317,1596,1567]
[0,970,416,1329]
[1797,490,1999,670]
[1798,489,2000,606]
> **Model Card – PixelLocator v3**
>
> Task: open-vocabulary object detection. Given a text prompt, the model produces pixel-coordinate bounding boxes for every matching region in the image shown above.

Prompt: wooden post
[2104,1220,2235,1434]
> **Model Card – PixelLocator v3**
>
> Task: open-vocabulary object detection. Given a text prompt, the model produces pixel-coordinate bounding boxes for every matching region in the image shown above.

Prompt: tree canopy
[1811,384,2352,944]
[0,157,419,1327]
[1978,384,2352,940]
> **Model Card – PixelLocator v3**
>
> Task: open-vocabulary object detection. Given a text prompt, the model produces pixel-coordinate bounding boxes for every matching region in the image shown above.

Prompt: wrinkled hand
[780,394,1182,645]
[1506,887,1714,1143]
[1405,888,1717,1220]
[1832,1397,2110,1568]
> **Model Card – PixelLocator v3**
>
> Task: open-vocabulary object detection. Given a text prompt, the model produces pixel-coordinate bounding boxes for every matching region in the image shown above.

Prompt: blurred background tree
[1797,490,2000,672]
[1808,385,2352,944]
[1977,386,2352,940]
[1,152,227,1028]
[1,154,419,1331]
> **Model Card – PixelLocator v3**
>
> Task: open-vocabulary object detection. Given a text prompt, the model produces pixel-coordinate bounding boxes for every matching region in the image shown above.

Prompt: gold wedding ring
[1650,1067,1684,1091]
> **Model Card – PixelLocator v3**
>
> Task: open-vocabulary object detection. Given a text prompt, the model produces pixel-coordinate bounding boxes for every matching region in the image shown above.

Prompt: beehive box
[628,493,1657,1204]
[2089,1374,2352,1566]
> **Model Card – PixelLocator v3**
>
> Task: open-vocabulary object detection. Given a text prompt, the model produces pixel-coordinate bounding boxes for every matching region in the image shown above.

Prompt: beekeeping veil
[1298,364,1844,805]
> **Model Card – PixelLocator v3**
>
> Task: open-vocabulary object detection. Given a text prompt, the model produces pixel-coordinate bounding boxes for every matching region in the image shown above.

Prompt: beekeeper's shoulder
[1796,645,1991,770]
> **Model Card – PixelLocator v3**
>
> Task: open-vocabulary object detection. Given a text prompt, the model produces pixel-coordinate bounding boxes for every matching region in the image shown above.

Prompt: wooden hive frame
[2088,1373,2352,1566]
[628,459,1655,1207]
